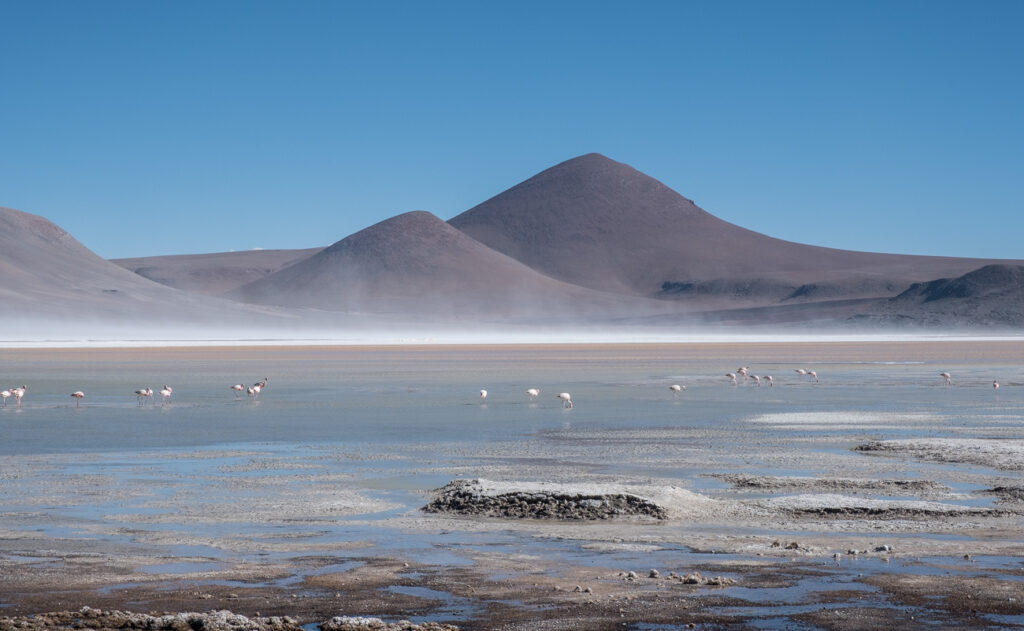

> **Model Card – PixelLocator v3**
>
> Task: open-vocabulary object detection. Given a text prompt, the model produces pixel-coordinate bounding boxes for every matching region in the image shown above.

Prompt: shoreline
[1,332,1024,350]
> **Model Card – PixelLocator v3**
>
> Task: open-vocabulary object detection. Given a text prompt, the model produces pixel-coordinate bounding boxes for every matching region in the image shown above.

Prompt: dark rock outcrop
[423,479,667,521]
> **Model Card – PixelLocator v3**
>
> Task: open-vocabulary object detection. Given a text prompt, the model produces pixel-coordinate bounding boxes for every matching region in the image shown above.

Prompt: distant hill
[231,210,663,320]
[113,247,324,296]
[449,153,1016,305]
[847,265,1024,328]
[0,206,289,328]
[8,153,1024,332]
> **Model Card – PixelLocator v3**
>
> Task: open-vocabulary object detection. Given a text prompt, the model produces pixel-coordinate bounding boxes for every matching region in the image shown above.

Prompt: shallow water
[1,342,1023,619]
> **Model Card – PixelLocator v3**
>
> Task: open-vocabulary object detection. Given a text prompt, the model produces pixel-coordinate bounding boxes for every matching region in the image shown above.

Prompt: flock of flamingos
[0,370,1000,411]
[0,377,269,409]
[478,367,990,409]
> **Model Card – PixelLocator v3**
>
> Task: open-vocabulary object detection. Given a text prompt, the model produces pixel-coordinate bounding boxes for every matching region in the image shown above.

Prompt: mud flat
[751,493,1006,518]
[855,438,1024,471]
[713,474,953,496]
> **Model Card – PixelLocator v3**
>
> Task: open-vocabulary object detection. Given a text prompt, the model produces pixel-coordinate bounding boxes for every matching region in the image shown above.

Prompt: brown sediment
[3,553,1023,630]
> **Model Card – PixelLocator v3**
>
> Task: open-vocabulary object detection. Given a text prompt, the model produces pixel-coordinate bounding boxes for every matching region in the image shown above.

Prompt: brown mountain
[113,247,324,296]
[230,210,662,319]
[448,153,1019,306]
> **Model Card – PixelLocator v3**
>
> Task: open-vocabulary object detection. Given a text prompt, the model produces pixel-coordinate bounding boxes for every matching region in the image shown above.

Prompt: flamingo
[134,387,153,405]
[764,375,773,387]
[726,373,737,386]
[994,380,1000,390]
[254,377,268,391]
[230,384,245,399]
[159,385,172,405]
[808,371,819,384]
[669,384,684,397]
[737,367,749,381]
[940,372,952,386]
[526,388,540,400]
[795,369,807,376]
[556,392,573,408]
[12,385,26,407]
[480,389,488,402]
[750,375,761,387]
[70,391,84,408]
[246,385,258,399]
[1,389,9,407]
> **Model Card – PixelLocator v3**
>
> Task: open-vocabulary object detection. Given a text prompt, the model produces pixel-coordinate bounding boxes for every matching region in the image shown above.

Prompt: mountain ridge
[230,210,666,320]
[448,153,1017,303]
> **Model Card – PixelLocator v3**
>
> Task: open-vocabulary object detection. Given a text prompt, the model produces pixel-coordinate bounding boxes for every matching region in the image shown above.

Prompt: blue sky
[2,1,1022,259]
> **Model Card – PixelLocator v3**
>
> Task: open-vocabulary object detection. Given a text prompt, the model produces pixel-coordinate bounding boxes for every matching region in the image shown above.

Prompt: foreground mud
[2,552,1022,630]
[0,609,457,631]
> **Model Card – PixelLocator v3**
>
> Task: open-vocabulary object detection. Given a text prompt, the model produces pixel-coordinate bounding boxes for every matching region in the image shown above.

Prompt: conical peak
[323,210,447,254]
[503,152,685,198]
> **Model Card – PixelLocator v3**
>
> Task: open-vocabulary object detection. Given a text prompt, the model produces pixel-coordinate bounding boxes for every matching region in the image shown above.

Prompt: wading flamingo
[159,386,172,405]
[750,375,761,387]
[940,372,952,386]
[764,375,773,387]
[526,388,540,400]
[12,385,26,407]
[134,388,153,405]
[726,373,737,386]
[556,392,573,408]
[70,391,84,408]
[994,380,1000,390]
[669,384,684,397]
[808,371,819,384]
[480,389,488,402]
[230,384,245,398]
[1,389,9,407]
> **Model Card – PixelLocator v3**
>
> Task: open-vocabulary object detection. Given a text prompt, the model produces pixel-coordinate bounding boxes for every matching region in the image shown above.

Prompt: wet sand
[1,341,1023,629]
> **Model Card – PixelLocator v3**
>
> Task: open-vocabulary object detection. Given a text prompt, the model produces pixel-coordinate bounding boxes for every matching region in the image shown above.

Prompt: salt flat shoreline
[0,330,1023,351]
[3,337,1024,360]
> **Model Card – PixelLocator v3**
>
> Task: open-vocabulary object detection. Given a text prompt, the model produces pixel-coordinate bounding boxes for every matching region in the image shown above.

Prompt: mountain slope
[231,210,661,319]
[448,154,1018,304]
[0,206,287,325]
[113,247,324,296]
[847,264,1024,327]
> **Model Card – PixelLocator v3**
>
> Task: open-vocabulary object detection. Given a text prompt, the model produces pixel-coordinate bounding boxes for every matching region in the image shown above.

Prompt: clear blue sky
[2,0,1022,259]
